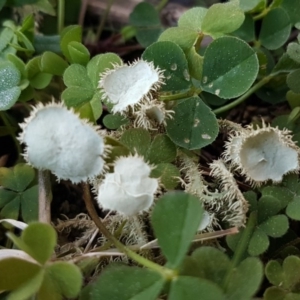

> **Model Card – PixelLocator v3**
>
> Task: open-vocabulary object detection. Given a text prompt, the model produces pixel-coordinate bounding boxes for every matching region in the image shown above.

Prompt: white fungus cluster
[19,103,106,183]
[96,155,158,216]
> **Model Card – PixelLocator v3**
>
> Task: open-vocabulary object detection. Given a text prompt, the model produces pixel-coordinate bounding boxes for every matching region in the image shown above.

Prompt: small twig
[38,170,52,223]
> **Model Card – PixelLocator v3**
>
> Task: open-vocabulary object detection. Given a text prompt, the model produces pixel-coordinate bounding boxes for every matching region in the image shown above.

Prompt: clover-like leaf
[166,96,219,150]
[142,41,191,93]
[150,163,180,190]
[201,36,259,99]
[0,61,21,110]
[151,192,203,268]
[82,264,164,300]
[259,8,291,50]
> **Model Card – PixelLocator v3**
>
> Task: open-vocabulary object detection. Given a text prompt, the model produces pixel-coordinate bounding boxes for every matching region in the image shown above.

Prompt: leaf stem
[95,0,116,41]
[159,88,202,102]
[253,7,271,21]
[38,170,52,223]
[155,0,169,12]
[212,76,272,115]
[57,0,65,34]
[222,211,257,289]
[82,183,176,280]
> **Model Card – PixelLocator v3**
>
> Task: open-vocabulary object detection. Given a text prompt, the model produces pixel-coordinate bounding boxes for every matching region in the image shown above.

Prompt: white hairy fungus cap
[99,59,164,114]
[198,210,212,231]
[19,102,106,183]
[224,123,300,185]
[97,155,158,216]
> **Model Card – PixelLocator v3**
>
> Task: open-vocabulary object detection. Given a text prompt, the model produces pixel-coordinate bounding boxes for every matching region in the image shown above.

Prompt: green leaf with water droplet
[151,192,203,268]
[169,276,224,300]
[201,1,245,38]
[83,264,164,300]
[0,61,21,110]
[142,41,191,92]
[201,36,259,99]
[259,8,291,50]
[166,96,218,150]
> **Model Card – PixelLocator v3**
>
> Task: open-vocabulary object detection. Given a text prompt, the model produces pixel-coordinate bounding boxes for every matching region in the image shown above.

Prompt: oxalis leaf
[151,192,203,268]
[0,61,21,111]
[166,96,219,150]
[201,36,259,99]
[81,264,164,300]
[142,41,191,93]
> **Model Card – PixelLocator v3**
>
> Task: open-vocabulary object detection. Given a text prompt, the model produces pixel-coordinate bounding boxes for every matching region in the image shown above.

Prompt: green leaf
[151,192,203,268]
[259,8,291,50]
[142,41,191,92]
[166,96,219,150]
[43,262,82,298]
[0,163,35,192]
[40,51,68,76]
[0,61,21,110]
[146,134,177,164]
[201,1,245,38]
[232,14,255,42]
[287,69,300,93]
[186,47,203,80]
[0,195,20,219]
[158,27,198,51]
[0,258,41,291]
[201,36,259,99]
[85,264,164,300]
[286,196,300,220]
[150,163,180,190]
[264,287,288,300]
[248,228,269,256]
[129,2,161,47]
[169,276,224,300]
[0,189,17,208]
[261,186,294,209]
[6,54,27,78]
[21,185,38,222]
[272,53,300,75]
[283,255,300,289]
[103,114,129,130]
[225,257,263,300]
[257,195,281,223]
[178,7,208,31]
[239,0,262,12]
[87,53,122,89]
[265,260,285,286]
[7,270,44,300]
[191,246,231,285]
[120,128,151,157]
[60,25,82,62]
[259,215,289,238]
[281,0,300,24]
[68,41,90,66]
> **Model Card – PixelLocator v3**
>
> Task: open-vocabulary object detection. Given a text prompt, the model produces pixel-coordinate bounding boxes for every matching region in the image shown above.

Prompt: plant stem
[0,111,21,160]
[213,76,272,115]
[159,88,202,102]
[222,211,257,289]
[82,183,176,280]
[253,7,270,21]
[95,0,116,42]
[155,0,169,12]
[57,0,65,34]
[38,170,52,223]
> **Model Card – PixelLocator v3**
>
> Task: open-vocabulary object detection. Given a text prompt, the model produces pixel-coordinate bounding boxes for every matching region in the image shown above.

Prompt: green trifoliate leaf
[151,192,203,268]
[82,265,164,300]
[259,8,291,50]
[67,41,90,66]
[201,36,259,99]
[0,61,21,110]
[166,96,219,150]
[257,195,281,223]
[142,41,191,93]
[40,51,68,76]
[261,186,294,209]
[201,1,245,38]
